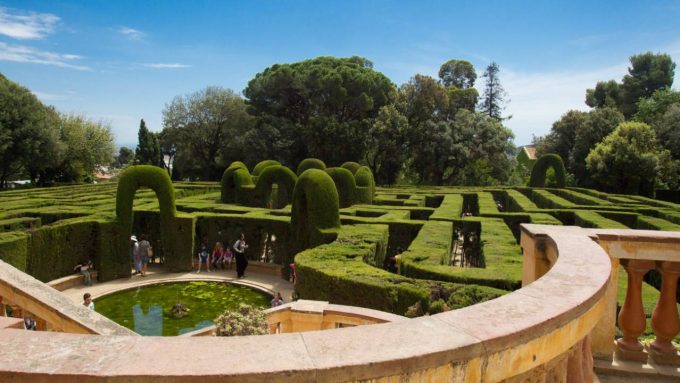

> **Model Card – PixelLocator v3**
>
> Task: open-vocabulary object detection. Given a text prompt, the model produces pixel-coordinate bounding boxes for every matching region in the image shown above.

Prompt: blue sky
[1,1,679,147]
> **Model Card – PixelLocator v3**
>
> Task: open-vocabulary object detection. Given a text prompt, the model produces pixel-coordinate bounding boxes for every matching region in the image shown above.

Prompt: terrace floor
[60,264,294,304]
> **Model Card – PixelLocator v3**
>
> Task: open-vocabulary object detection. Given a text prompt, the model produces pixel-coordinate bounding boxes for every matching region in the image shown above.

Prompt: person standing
[138,235,151,277]
[233,233,249,278]
[270,292,284,307]
[131,235,141,275]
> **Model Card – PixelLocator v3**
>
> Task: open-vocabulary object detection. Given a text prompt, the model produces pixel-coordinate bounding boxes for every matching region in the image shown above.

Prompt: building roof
[523,145,537,160]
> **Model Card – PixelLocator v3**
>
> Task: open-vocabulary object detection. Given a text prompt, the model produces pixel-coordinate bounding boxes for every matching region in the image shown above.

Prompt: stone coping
[0,224,612,381]
[267,299,407,323]
[0,259,135,336]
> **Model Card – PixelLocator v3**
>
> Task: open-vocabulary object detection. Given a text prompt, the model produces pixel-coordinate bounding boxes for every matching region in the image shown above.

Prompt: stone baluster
[615,259,655,362]
[648,261,680,365]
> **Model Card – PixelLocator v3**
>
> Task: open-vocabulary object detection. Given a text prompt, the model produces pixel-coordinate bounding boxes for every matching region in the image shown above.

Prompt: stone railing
[0,259,134,335]
[592,229,680,366]
[0,224,612,381]
[266,299,407,333]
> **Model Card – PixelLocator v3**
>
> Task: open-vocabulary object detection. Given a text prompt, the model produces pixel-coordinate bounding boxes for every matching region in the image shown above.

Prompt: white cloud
[142,63,191,69]
[500,64,628,145]
[118,26,145,41]
[0,7,59,39]
[32,90,76,101]
[0,42,92,71]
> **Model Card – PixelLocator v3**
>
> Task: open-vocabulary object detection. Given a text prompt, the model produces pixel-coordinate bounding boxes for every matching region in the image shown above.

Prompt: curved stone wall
[0,224,611,382]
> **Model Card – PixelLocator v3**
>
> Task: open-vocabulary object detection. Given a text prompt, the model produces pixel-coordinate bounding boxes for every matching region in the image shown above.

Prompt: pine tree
[478,62,509,121]
[135,119,161,166]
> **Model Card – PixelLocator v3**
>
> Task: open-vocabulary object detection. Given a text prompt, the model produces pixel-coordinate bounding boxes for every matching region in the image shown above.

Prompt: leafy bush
[214,303,268,336]
[296,158,326,176]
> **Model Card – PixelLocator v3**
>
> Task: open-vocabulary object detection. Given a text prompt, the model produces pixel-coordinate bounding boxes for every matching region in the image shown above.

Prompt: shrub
[221,162,255,204]
[341,161,362,174]
[116,165,185,275]
[296,158,326,176]
[354,166,375,204]
[529,153,566,188]
[253,165,297,209]
[214,303,268,336]
[325,167,356,208]
[291,169,341,250]
[252,160,281,177]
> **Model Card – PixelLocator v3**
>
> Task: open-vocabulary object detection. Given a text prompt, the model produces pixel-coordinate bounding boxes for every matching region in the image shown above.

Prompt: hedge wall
[0,232,29,271]
[253,165,297,209]
[221,162,255,204]
[252,160,281,177]
[290,169,341,251]
[341,161,362,174]
[294,224,506,315]
[296,158,326,176]
[325,167,357,208]
[354,166,375,204]
[529,153,566,188]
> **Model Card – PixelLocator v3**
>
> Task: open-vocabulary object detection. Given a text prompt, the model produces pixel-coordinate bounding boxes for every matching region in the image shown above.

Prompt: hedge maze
[2,159,680,318]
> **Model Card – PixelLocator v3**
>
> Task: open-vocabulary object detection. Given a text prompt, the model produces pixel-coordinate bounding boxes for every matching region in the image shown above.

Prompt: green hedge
[296,158,326,176]
[252,160,281,176]
[291,169,341,251]
[341,161,362,174]
[354,166,375,204]
[325,167,357,208]
[295,224,506,315]
[529,153,566,188]
[253,165,297,208]
[430,194,463,221]
[221,162,255,204]
[115,165,185,275]
[0,232,29,271]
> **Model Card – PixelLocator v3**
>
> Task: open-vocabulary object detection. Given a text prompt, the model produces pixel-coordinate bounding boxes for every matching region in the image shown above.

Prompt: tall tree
[619,52,675,118]
[162,87,252,180]
[585,80,622,108]
[0,74,59,188]
[243,56,395,166]
[114,147,135,168]
[365,105,409,185]
[478,62,509,120]
[438,59,476,88]
[586,122,669,196]
[570,108,624,185]
[135,119,161,166]
[54,114,115,182]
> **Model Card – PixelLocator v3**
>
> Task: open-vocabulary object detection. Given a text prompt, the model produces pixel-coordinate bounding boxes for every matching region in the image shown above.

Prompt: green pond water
[94,281,271,336]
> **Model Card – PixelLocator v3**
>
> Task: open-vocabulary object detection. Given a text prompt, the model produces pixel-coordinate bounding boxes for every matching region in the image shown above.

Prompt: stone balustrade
[592,229,680,366]
[0,224,611,381]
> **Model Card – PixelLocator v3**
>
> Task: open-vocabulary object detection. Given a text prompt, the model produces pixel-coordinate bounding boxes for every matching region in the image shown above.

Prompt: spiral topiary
[340,161,362,175]
[325,167,357,208]
[253,165,298,208]
[291,169,341,251]
[221,162,255,203]
[116,165,178,271]
[528,153,567,188]
[354,166,376,204]
[296,158,326,176]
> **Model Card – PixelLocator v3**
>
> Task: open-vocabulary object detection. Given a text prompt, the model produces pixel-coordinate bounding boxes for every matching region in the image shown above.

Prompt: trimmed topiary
[252,160,281,177]
[296,158,326,176]
[325,167,357,208]
[221,162,255,204]
[116,165,188,274]
[253,165,298,209]
[341,161,362,175]
[354,166,376,204]
[528,153,566,188]
[291,169,341,250]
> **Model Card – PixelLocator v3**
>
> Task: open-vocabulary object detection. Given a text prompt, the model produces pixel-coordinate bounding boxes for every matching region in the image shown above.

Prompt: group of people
[130,234,152,276]
[197,233,249,278]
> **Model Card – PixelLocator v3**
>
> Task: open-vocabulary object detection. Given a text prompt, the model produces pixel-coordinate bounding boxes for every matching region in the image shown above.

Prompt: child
[223,246,234,270]
[211,242,225,270]
[270,292,285,307]
[83,293,95,311]
[196,242,210,273]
